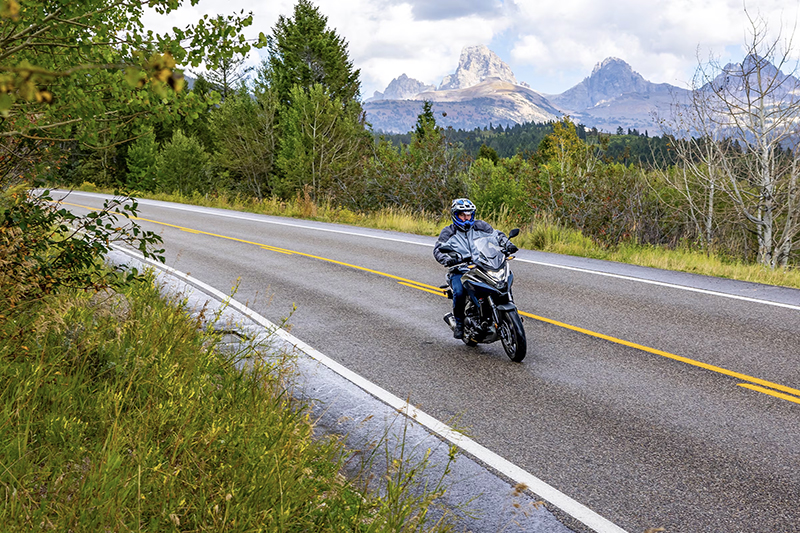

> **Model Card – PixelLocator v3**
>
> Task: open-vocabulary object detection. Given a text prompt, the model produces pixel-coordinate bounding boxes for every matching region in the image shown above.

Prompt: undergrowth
[0,277,457,531]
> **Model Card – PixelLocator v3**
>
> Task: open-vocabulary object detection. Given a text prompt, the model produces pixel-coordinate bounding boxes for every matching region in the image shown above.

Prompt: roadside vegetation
[0,276,458,532]
[0,189,457,531]
[73,181,800,290]
[0,1,459,530]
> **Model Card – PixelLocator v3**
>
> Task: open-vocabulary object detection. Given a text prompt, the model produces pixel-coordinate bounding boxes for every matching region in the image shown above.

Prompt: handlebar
[446,254,514,273]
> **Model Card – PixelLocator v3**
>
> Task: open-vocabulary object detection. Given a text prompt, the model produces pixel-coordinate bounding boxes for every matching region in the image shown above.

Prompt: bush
[155,129,212,195]
[126,129,159,193]
[467,155,535,223]
[0,188,164,303]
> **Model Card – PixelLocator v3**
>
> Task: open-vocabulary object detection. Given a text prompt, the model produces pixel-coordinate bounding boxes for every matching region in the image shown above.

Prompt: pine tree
[261,0,368,201]
[126,129,159,192]
[266,0,361,107]
[414,101,436,139]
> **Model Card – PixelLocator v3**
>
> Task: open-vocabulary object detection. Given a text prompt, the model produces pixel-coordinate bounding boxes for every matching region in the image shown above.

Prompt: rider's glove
[505,243,519,254]
[444,256,460,267]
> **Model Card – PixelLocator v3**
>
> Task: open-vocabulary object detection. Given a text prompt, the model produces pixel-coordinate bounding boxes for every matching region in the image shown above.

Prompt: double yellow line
[64,201,800,405]
[516,311,800,404]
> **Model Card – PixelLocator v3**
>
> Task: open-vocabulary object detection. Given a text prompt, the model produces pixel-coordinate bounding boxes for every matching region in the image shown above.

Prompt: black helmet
[451,198,476,230]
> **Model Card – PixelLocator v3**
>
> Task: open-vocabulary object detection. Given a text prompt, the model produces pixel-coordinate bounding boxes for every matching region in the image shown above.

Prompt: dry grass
[76,184,800,289]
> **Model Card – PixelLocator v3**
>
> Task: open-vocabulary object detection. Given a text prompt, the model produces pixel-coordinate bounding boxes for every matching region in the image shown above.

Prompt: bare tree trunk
[662,10,800,267]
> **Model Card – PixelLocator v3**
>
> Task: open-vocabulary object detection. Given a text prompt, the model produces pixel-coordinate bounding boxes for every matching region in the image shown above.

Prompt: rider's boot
[453,318,464,339]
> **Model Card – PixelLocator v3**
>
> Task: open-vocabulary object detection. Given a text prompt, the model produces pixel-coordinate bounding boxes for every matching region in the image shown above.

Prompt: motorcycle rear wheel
[499,310,527,362]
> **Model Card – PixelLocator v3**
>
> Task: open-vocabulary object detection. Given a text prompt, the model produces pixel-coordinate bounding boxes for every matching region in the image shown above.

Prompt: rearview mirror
[508,228,520,239]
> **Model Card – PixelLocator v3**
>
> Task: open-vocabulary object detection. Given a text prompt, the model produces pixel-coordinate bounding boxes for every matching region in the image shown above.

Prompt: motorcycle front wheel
[499,310,526,362]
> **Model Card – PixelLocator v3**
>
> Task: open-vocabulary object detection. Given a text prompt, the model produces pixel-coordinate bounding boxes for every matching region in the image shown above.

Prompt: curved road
[59,192,800,533]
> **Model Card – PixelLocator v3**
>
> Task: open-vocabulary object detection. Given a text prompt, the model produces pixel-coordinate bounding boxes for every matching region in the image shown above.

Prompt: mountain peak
[550,57,653,111]
[708,54,798,97]
[438,44,519,91]
[591,57,632,76]
[368,74,435,101]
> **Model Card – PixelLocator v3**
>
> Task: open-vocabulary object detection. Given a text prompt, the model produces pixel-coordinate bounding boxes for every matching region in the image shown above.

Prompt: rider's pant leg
[450,273,466,320]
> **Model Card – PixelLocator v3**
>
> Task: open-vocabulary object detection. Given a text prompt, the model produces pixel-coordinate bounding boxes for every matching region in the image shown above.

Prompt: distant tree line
[380,121,679,169]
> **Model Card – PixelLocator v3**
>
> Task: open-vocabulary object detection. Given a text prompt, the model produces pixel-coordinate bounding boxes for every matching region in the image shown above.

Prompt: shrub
[155,129,212,195]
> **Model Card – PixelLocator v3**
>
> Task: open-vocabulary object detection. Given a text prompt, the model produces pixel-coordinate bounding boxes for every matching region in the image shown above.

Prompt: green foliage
[210,87,279,198]
[476,143,499,164]
[380,120,554,158]
[599,132,677,168]
[277,83,370,201]
[195,16,255,101]
[381,120,675,168]
[0,0,255,148]
[415,101,436,139]
[257,1,369,202]
[266,0,361,106]
[361,107,468,214]
[0,188,164,303]
[126,129,159,192]
[537,118,588,176]
[467,156,534,223]
[155,129,212,196]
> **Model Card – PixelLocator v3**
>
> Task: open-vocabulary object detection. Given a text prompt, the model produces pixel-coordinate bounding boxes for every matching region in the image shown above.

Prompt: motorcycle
[439,228,527,362]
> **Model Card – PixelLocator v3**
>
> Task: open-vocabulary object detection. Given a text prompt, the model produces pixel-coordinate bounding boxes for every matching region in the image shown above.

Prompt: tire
[499,309,527,362]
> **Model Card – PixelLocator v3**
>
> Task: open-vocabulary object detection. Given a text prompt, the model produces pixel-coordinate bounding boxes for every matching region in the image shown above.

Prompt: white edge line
[111,244,629,533]
[515,259,800,311]
[66,190,429,247]
[69,190,798,311]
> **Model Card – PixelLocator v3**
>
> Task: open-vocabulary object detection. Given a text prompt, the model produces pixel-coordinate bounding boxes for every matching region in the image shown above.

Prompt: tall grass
[0,276,456,531]
[76,183,800,288]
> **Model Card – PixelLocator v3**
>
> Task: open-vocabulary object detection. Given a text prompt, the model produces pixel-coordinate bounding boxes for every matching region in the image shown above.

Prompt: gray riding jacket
[433,220,511,274]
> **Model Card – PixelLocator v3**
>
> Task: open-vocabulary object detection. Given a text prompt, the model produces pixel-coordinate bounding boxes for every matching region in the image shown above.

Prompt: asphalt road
[57,191,800,533]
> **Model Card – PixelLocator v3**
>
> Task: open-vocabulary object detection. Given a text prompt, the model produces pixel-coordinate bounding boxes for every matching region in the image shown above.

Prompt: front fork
[488,296,521,335]
[472,295,502,342]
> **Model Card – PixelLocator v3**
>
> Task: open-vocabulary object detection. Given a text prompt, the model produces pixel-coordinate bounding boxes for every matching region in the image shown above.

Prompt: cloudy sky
[143,0,800,98]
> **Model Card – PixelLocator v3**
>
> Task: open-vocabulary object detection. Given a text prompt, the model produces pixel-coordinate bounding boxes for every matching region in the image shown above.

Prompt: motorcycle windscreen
[470,232,507,270]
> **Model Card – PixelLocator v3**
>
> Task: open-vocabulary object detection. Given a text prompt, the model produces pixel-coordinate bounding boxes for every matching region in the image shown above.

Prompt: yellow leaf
[1,0,20,21]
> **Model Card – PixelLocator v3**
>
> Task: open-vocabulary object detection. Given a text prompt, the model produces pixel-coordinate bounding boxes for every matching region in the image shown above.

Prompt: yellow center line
[260,245,294,255]
[62,200,800,403]
[398,281,448,297]
[738,384,800,404]
[518,310,800,399]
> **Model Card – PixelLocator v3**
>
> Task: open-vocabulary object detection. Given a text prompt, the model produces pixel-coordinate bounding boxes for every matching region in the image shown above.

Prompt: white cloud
[140,0,800,97]
[504,0,800,91]
[320,1,507,96]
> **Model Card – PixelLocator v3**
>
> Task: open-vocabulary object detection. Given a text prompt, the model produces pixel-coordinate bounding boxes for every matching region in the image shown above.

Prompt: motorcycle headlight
[484,264,508,284]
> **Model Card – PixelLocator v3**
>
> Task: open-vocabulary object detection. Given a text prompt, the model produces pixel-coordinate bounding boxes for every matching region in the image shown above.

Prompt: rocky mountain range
[547,57,689,134]
[363,46,690,134]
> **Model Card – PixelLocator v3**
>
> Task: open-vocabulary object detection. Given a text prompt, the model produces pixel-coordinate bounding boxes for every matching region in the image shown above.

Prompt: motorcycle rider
[434,198,518,339]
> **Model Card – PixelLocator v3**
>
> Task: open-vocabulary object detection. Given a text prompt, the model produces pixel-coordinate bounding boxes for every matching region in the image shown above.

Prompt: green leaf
[0,93,13,114]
